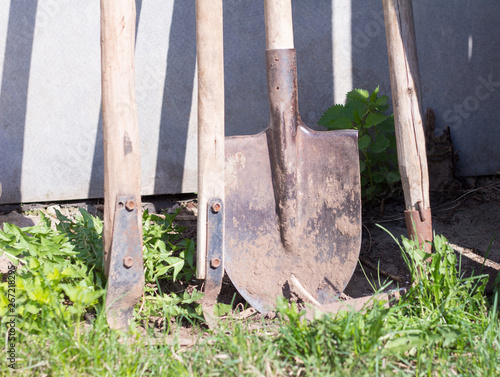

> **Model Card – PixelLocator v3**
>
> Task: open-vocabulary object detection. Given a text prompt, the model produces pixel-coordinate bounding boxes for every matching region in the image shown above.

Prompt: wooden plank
[196,0,225,279]
[100,0,142,277]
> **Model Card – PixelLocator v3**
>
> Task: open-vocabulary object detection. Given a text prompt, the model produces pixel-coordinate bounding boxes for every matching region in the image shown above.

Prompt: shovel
[100,0,144,329]
[195,0,226,322]
[382,0,432,252]
[222,0,362,313]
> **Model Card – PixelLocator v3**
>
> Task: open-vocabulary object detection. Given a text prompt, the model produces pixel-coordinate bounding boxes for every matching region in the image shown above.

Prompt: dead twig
[362,224,373,254]
[359,256,403,283]
[368,182,500,224]
[230,307,257,320]
[136,292,146,316]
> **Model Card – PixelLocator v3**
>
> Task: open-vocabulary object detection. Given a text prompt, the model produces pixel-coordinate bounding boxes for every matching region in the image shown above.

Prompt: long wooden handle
[264,0,294,50]
[383,0,429,212]
[196,0,225,279]
[101,0,142,276]
[383,0,432,250]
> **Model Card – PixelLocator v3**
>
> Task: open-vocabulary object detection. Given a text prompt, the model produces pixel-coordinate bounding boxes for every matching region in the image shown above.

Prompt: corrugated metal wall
[0,0,499,204]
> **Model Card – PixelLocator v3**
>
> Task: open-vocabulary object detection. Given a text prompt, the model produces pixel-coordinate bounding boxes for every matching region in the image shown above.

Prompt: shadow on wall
[1,0,337,202]
[92,0,334,197]
[155,0,196,194]
[89,0,196,197]
[350,2,390,96]
[0,1,38,203]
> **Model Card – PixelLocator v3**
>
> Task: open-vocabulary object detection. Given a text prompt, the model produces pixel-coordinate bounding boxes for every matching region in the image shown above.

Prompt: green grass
[1,210,499,376]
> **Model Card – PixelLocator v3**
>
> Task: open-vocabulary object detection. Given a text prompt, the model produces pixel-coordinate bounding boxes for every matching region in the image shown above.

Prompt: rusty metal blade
[304,288,408,322]
[201,198,225,328]
[105,195,144,329]
[224,126,361,314]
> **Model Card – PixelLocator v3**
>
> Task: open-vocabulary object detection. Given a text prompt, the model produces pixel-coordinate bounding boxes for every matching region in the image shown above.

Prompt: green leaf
[365,186,377,200]
[358,134,372,151]
[359,160,366,173]
[3,251,21,266]
[372,172,386,184]
[0,231,16,242]
[369,86,380,103]
[80,290,105,306]
[167,257,185,281]
[318,104,351,127]
[329,118,353,130]
[213,303,232,317]
[25,303,40,315]
[155,264,173,277]
[376,94,389,106]
[378,117,395,133]
[181,239,196,269]
[386,171,400,184]
[347,89,370,103]
[366,112,388,127]
[371,134,390,153]
[28,257,41,270]
[353,109,362,125]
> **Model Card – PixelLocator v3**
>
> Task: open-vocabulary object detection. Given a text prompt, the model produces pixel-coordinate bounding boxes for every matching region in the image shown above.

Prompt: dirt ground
[345,178,500,298]
[1,177,499,320]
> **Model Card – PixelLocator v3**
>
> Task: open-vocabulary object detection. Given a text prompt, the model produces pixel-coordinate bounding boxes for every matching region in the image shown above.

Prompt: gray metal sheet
[0,0,498,203]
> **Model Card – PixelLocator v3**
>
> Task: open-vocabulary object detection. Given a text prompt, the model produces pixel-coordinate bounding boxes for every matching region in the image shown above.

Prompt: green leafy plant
[142,210,195,283]
[380,225,489,315]
[0,213,105,332]
[319,87,400,201]
[0,208,200,332]
[2,224,499,375]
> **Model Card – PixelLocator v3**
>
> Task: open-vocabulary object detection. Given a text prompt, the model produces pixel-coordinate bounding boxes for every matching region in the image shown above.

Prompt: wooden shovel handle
[100,0,142,276]
[264,0,294,50]
[196,0,225,279]
[383,0,432,249]
[383,0,430,211]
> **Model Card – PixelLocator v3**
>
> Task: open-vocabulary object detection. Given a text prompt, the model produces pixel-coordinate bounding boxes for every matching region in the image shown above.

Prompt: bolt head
[210,258,221,269]
[123,256,134,268]
[211,201,221,213]
[125,200,135,211]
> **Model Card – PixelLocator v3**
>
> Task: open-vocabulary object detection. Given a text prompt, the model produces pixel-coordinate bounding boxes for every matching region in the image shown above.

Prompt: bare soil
[346,178,500,297]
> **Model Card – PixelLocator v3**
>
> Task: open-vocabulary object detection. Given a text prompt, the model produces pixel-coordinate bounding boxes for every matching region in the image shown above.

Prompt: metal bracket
[105,195,144,329]
[202,198,224,327]
[405,207,433,254]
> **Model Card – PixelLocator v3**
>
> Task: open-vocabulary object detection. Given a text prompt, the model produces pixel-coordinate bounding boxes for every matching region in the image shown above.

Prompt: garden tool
[383,0,433,252]
[195,0,225,324]
[100,0,144,329]
[200,0,362,317]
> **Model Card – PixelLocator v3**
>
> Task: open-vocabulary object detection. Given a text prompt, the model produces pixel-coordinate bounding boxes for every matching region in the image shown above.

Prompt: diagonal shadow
[0,0,38,203]
[154,0,196,193]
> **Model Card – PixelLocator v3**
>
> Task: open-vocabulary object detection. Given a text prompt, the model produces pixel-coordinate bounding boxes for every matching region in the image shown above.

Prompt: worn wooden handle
[383,0,432,249]
[196,0,225,279]
[383,0,430,211]
[264,0,294,50]
[100,0,142,276]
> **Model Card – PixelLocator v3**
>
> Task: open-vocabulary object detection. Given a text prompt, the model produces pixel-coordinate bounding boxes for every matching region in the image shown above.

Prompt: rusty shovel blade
[105,195,144,329]
[224,49,361,313]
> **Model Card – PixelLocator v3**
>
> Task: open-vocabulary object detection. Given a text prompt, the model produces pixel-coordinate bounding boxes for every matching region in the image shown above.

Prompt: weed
[0,208,200,334]
[319,87,400,201]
